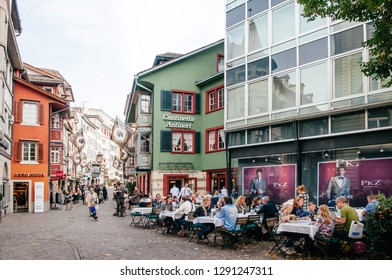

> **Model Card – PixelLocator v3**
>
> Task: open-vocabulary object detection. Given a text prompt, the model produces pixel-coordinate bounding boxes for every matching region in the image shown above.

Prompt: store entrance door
[13,182,29,213]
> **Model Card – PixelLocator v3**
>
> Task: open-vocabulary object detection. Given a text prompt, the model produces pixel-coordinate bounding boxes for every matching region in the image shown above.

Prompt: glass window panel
[172,132,182,152]
[184,93,193,112]
[299,37,328,65]
[183,133,193,152]
[140,95,151,113]
[248,57,269,80]
[271,123,295,141]
[300,5,326,33]
[226,64,246,86]
[366,22,375,40]
[247,127,269,144]
[227,131,245,146]
[299,117,329,137]
[249,14,268,52]
[172,93,182,112]
[227,86,245,120]
[23,102,38,124]
[331,26,363,55]
[249,79,268,115]
[334,53,363,98]
[331,112,365,133]
[368,107,392,129]
[226,3,245,27]
[208,91,215,111]
[271,48,296,73]
[227,24,245,60]
[218,129,225,149]
[271,0,286,7]
[300,62,328,105]
[247,0,269,16]
[272,2,295,44]
[208,131,216,151]
[218,88,224,108]
[272,71,296,110]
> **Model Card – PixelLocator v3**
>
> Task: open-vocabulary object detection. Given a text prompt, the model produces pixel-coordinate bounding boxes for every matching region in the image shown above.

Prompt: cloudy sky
[16,0,225,119]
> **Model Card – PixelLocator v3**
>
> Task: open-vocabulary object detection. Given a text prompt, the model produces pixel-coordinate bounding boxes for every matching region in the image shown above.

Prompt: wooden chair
[218,216,249,248]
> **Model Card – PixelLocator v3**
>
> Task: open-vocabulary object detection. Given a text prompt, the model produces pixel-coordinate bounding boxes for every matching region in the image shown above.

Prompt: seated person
[217,196,238,231]
[173,195,194,236]
[291,196,305,217]
[333,196,359,237]
[361,194,379,218]
[257,196,279,226]
[152,193,162,208]
[302,201,317,220]
[250,197,261,210]
[235,195,247,214]
[279,202,298,255]
[315,204,335,240]
[193,197,214,240]
[160,196,174,233]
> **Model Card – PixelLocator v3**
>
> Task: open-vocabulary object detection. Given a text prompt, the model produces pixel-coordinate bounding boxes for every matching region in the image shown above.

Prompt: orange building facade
[11,77,68,213]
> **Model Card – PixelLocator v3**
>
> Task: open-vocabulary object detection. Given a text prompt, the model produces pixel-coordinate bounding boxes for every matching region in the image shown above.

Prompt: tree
[298,0,392,87]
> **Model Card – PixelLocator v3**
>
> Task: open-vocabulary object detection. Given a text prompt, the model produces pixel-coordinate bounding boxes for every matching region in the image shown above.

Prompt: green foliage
[364,193,392,258]
[298,0,392,87]
[126,182,136,194]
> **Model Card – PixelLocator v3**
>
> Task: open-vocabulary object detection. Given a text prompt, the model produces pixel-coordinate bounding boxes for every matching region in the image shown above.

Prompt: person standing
[86,188,99,221]
[221,186,228,197]
[249,168,267,199]
[170,184,180,198]
[114,183,127,217]
[179,182,191,201]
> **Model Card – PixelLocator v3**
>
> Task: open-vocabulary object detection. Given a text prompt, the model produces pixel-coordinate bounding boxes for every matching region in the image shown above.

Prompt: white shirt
[174,200,194,215]
[170,186,180,197]
[180,186,191,197]
[221,188,228,196]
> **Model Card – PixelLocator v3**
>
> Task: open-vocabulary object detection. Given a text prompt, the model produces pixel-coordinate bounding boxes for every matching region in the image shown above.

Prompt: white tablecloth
[131,207,152,214]
[193,216,224,227]
[159,211,184,219]
[277,221,320,239]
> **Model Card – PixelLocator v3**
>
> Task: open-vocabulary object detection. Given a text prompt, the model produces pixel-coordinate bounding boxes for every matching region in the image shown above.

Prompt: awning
[159,162,198,174]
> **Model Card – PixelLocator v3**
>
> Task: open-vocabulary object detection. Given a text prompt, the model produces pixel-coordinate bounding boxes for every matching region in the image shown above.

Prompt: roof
[152,52,183,67]
[158,162,198,174]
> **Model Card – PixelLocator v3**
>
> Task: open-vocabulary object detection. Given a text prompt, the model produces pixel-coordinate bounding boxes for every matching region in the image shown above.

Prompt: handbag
[348,221,364,239]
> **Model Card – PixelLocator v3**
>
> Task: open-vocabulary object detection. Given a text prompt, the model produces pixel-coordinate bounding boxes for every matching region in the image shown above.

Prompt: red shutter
[38,143,44,163]
[14,101,23,123]
[14,142,22,162]
[39,104,45,125]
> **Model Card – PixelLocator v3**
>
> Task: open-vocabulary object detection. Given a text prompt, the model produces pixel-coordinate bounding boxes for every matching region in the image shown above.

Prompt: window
[272,71,296,111]
[272,2,295,44]
[226,3,245,28]
[248,0,269,17]
[249,79,268,115]
[249,14,268,53]
[299,117,329,137]
[227,131,245,147]
[247,127,269,144]
[331,26,363,56]
[271,123,295,141]
[227,85,245,120]
[23,142,38,162]
[248,57,269,80]
[227,24,245,60]
[332,112,365,133]
[368,107,392,129]
[299,37,328,65]
[23,102,38,125]
[50,147,60,163]
[226,64,246,86]
[140,94,151,113]
[217,54,224,72]
[206,127,225,152]
[172,131,194,153]
[206,85,224,113]
[271,48,296,73]
[51,115,61,129]
[334,53,363,98]
[300,62,328,105]
[172,91,195,113]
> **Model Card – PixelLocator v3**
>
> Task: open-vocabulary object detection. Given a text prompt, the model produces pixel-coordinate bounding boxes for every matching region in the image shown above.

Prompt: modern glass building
[224,0,392,207]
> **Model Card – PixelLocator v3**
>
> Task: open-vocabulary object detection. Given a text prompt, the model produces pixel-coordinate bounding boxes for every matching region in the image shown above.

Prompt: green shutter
[195,93,201,114]
[195,132,200,153]
[161,130,172,152]
[161,90,172,111]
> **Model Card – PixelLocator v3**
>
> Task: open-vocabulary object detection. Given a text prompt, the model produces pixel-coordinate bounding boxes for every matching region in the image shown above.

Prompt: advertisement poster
[318,157,392,207]
[34,182,44,213]
[243,164,296,205]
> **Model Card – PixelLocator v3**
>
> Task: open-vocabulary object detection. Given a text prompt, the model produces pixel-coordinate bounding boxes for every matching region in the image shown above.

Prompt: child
[296,184,309,211]
[315,204,335,239]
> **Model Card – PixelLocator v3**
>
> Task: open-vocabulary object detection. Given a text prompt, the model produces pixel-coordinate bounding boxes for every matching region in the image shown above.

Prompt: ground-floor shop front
[227,129,392,207]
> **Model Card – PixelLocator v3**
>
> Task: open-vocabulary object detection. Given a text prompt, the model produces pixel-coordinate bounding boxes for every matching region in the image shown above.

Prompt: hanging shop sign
[163,114,194,129]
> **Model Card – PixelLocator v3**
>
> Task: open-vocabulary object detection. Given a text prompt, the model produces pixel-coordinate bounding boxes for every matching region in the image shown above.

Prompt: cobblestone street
[0,187,285,260]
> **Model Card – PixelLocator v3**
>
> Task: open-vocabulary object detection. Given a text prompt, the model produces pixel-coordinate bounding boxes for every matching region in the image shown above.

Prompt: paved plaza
[0,187,285,260]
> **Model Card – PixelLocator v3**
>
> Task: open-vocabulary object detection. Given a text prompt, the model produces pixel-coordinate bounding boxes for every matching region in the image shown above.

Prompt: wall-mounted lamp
[380,148,384,153]
[252,159,255,163]
[357,149,361,155]
[324,151,329,157]
[157,179,160,186]
[265,158,268,162]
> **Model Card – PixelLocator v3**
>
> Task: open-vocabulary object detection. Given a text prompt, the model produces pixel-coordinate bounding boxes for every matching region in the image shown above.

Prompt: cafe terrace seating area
[128,204,369,260]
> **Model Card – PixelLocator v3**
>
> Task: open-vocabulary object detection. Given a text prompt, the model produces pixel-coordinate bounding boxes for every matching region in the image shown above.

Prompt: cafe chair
[218,216,249,248]
[130,210,144,227]
[143,208,161,229]
[266,217,288,255]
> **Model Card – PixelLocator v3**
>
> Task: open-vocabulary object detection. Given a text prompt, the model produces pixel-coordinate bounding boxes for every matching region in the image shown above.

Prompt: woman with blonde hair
[193,196,214,240]
[250,196,261,210]
[315,204,335,239]
[235,195,247,214]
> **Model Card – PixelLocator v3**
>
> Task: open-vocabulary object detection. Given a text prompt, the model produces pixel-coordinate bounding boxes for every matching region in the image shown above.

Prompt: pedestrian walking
[86,188,99,221]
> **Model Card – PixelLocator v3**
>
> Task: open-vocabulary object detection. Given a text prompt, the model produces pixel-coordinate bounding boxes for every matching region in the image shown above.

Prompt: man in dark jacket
[257,196,279,226]
[114,183,127,216]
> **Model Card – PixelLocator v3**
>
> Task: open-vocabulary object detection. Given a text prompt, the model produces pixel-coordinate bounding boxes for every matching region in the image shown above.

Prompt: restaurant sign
[14,172,45,177]
[163,114,194,129]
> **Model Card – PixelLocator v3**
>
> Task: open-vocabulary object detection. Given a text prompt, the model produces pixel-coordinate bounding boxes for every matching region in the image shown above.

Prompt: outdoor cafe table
[130,207,152,215]
[277,220,320,240]
[193,216,224,227]
[159,210,184,219]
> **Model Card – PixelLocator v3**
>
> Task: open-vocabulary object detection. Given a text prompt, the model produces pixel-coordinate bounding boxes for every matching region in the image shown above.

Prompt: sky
[16,0,225,120]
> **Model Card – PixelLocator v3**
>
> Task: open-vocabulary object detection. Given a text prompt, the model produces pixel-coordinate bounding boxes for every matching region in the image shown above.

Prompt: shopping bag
[348,221,364,239]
